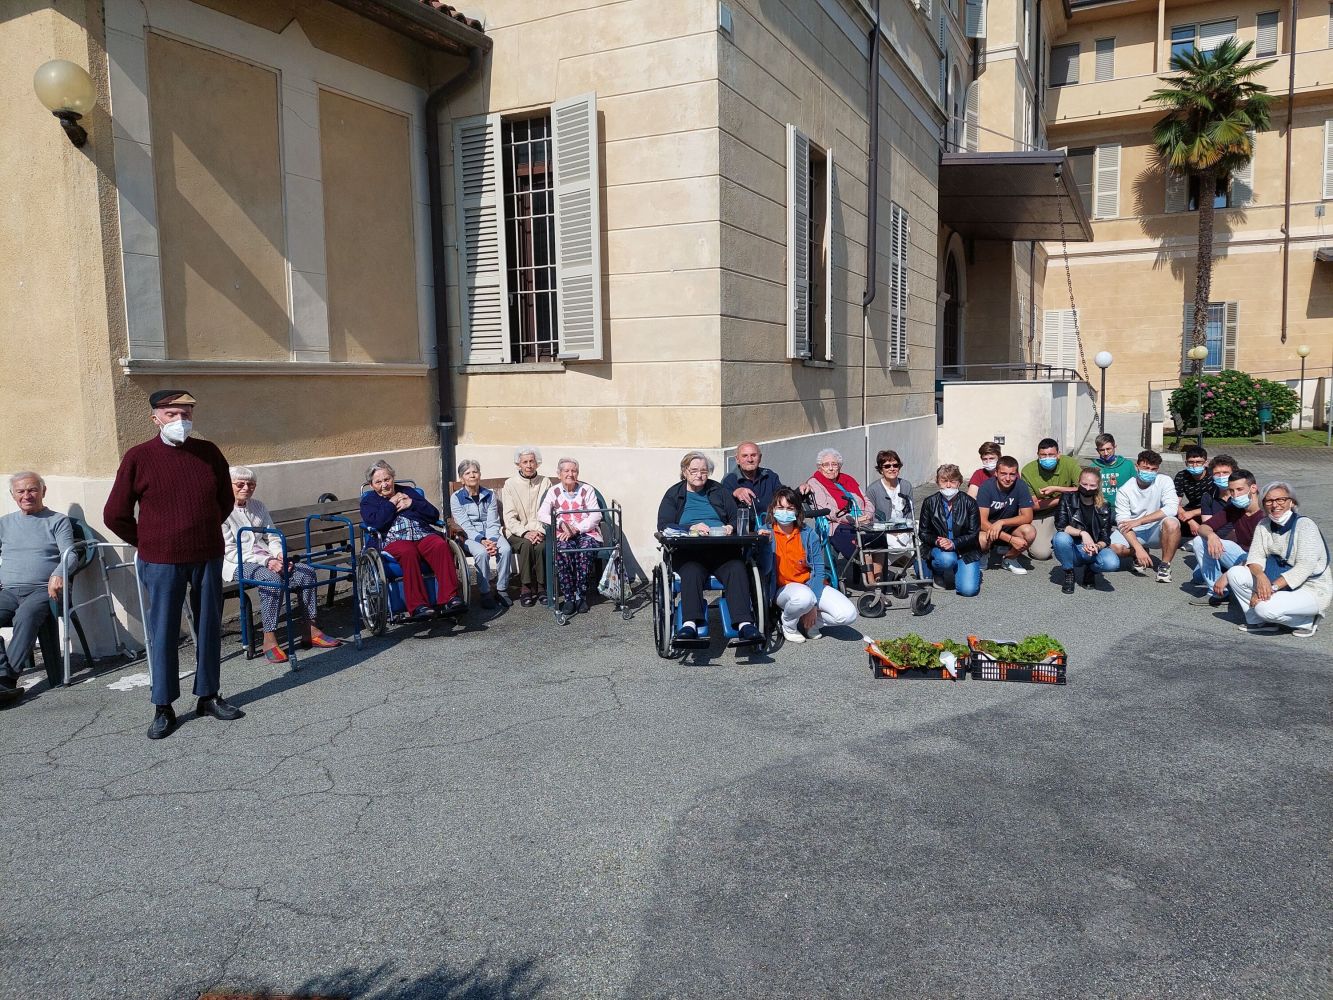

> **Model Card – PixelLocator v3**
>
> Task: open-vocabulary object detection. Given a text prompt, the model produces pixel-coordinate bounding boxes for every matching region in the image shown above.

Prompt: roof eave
[326,0,492,54]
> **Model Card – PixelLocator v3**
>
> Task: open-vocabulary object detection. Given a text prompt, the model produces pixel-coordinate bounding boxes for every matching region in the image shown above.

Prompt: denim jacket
[450,486,502,543]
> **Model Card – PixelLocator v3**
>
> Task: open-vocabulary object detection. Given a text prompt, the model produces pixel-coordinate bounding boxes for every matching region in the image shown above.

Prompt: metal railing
[939,363,1085,382]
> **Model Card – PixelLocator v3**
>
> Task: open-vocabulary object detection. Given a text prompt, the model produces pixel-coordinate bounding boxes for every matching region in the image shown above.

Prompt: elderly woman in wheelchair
[655,451,761,646]
[359,460,467,624]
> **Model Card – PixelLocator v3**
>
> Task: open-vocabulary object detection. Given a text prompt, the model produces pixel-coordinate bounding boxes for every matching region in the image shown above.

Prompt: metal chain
[1054,176,1091,386]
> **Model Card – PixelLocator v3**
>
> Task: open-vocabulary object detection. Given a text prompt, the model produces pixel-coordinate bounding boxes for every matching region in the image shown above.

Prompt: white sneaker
[781,626,806,644]
[1130,563,1149,576]
[1292,617,1321,638]
[1156,564,1172,584]
[1236,622,1282,634]
[1002,559,1028,575]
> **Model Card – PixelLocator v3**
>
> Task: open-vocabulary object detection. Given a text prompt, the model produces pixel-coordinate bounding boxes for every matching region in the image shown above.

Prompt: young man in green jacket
[1092,433,1137,508]
[1021,438,1082,560]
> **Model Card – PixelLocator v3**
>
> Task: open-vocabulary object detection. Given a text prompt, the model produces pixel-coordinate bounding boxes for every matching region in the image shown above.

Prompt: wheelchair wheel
[651,564,673,659]
[448,538,472,609]
[857,592,886,618]
[748,564,768,642]
[911,590,932,616]
[357,548,389,636]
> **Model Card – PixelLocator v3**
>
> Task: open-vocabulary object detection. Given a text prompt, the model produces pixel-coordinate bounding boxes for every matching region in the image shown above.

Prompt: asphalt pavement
[2,451,1329,999]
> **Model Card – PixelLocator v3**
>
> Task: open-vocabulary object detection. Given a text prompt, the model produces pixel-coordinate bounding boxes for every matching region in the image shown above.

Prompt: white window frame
[1094,37,1115,82]
[1182,302,1238,373]
[786,125,834,362]
[1255,10,1280,57]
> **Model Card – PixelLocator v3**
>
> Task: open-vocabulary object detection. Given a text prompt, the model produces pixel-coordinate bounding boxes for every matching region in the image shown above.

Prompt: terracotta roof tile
[418,1,484,32]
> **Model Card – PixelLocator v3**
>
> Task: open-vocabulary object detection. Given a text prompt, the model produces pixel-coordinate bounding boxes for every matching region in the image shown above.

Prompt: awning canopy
[1316,247,1333,263]
[939,151,1094,242]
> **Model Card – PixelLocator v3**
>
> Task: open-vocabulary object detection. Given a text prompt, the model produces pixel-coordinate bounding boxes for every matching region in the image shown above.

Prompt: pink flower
[1205,412,1215,419]
[1205,391,1215,398]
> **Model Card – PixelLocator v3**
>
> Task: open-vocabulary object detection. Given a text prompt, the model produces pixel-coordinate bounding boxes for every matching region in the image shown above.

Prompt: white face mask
[939,487,959,499]
[1270,509,1294,526]
[981,459,998,472]
[160,419,192,445]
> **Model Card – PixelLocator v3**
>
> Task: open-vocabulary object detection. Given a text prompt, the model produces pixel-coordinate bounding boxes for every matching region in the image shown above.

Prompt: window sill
[458,362,565,375]
[120,358,430,377]
[801,358,836,370]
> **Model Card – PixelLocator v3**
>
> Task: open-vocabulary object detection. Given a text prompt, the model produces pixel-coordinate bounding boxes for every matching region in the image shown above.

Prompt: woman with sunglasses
[1224,482,1330,637]
[863,449,915,585]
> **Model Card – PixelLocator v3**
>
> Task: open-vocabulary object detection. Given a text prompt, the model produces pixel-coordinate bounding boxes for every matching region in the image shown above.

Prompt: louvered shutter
[551,92,604,361]
[1324,120,1333,200]
[1165,171,1188,213]
[1231,132,1256,206]
[964,83,980,151]
[1095,38,1114,81]
[786,124,811,359]
[1094,143,1120,218]
[1328,3,1333,48]
[823,146,835,362]
[1042,310,1078,372]
[965,0,986,39]
[1223,302,1239,370]
[453,114,511,364]
[1180,302,1195,371]
[889,203,909,367]
[1256,11,1279,56]
[1198,19,1235,52]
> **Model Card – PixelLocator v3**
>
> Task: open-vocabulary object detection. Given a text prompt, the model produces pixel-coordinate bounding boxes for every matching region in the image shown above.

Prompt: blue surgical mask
[1229,494,1251,510]
[1137,470,1157,485]
[1186,465,1206,476]
[1212,475,1229,489]
[1038,457,1059,471]
[772,509,797,525]
[1096,454,1116,465]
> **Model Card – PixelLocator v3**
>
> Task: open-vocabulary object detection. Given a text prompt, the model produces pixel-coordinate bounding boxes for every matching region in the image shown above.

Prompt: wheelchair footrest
[673,636,711,649]
[727,636,764,648]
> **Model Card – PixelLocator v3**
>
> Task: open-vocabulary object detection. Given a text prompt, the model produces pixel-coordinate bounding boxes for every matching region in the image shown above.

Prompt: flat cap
[148,389,197,409]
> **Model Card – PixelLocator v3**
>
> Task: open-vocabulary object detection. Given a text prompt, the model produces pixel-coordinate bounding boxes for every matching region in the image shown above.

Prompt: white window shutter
[453,114,511,365]
[1041,310,1077,371]
[1094,143,1120,218]
[1256,12,1279,56]
[1095,38,1115,81]
[965,0,986,39]
[1181,303,1192,371]
[1328,3,1333,48]
[823,146,835,362]
[551,93,604,362]
[1323,120,1333,200]
[1165,171,1188,213]
[1224,302,1239,370]
[1198,19,1236,52]
[1231,131,1256,206]
[964,83,980,151]
[889,203,909,367]
[786,124,812,360]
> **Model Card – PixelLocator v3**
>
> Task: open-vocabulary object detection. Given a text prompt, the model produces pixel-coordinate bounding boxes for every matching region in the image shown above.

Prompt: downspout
[1279,0,1299,344]
[426,45,485,495]
[862,0,881,474]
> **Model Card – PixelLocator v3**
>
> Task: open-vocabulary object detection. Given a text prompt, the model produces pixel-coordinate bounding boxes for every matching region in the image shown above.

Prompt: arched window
[943,253,962,377]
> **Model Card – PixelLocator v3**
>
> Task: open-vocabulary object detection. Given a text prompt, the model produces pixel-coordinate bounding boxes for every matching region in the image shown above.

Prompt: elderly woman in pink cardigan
[537,457,603,616]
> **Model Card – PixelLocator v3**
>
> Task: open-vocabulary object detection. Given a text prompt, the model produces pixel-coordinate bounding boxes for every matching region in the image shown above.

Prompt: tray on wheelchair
[656,531,761,550]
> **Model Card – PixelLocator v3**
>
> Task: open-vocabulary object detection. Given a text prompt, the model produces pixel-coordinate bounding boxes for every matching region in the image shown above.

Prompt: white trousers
[776,583,858,632]
[1225,566,1325,628]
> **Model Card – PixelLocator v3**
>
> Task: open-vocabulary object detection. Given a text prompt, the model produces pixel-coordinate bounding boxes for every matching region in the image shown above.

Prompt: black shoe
[737,622,761,643]
[1062,570,1076,595]
[1188,593,1224,607]
[479,592,497,610]
[519,591,537,608]
[496,593,512,608]
[147,706,177,740]
[1081,569,1097,590]
[675,622,698,641]
[0,685,24,707]
[0,673,16,691]
[196,695,245,721]
[576,599,589,614]
[560,600,577,616]
[411,605,434,621]
[440,597,467,616]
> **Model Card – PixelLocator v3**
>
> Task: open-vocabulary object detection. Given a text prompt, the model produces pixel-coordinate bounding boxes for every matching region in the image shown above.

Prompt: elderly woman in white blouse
[222,466,343,663]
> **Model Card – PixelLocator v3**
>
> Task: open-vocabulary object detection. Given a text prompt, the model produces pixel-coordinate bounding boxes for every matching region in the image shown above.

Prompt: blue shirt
[976,478,1034,522]
[682,489,725,529]
[719,466,783,513]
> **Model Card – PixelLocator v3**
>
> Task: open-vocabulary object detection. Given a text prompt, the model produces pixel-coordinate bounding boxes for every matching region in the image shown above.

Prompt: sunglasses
[878,463,900,470]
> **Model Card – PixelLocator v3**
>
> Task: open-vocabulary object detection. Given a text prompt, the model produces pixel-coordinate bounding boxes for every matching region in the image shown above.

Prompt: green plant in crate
[970,634,1066,662]
[1169,371,1298,437]
[874,634,969,670]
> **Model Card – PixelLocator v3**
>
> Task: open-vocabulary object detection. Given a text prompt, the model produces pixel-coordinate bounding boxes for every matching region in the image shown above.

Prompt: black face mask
[1078,486,1099,498]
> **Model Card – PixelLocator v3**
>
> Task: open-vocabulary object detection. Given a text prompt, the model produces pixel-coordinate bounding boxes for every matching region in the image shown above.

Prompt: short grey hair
[1261,481,1299,508]
[9,471,44,491]
[365,459,395,485]
[513,446,542,465]
[556,457,580,474]
[229,465,257,482]
[679,451,714,479]
[456,458,480,477]
[816,448,844,466]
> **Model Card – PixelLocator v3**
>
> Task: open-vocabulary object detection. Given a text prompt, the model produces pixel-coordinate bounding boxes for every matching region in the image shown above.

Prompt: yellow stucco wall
[0,1,123,478]
[148,32,289,362]
[319,89,420,364]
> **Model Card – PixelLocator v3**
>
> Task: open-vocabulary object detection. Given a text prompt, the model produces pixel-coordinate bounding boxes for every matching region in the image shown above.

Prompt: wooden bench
[1168,408,1202,450]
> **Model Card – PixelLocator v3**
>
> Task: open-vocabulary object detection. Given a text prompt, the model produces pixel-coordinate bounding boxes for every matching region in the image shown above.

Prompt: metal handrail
[940,363,1085,381]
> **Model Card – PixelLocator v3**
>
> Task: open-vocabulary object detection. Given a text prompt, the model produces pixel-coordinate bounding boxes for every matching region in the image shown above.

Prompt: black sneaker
[0,673,16,691]
[479,592,497,610]
[1081,569,1097,590]
[1061,570,1076,594]
[147,706,177,740]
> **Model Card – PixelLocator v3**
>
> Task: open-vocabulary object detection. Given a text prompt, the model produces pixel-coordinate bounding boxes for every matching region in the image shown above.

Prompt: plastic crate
[866,644,964,681]
[965,637,1066,685]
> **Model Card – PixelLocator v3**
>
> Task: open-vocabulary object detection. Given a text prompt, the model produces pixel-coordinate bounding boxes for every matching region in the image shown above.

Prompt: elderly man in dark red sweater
[105,390,244,739]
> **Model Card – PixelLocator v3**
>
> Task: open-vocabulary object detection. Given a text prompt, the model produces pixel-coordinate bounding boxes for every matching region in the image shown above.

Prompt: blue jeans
[927,547,982,597]
[1190,536,1246,588]
[1052,532,1121,573]
[139,557,224,707]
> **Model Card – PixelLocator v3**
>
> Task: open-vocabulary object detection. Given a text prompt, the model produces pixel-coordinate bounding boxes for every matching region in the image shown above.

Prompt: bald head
[736,442,762,474]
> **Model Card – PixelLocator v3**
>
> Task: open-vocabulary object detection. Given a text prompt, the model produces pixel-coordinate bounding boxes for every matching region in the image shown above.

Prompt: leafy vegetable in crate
[968,634,1065,663]
[870,634,971,677]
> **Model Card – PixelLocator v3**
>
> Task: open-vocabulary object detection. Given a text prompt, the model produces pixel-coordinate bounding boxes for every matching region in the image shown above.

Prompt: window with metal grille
[1182,302,1238,372]
[501,116,557,363]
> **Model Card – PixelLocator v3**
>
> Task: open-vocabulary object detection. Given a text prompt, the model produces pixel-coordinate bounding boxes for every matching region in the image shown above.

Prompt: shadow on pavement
[203,954,548,1000]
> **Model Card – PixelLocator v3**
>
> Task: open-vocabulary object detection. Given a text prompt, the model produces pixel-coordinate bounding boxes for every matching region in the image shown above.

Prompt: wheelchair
[355,489,472,636]
[650,531,778,659]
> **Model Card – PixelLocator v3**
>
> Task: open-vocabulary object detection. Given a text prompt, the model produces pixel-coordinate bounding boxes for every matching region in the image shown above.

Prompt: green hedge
[1169,370,1299,437]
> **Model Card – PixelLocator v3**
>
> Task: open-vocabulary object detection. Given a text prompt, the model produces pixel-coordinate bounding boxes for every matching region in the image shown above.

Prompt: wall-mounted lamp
[33,59,96,148]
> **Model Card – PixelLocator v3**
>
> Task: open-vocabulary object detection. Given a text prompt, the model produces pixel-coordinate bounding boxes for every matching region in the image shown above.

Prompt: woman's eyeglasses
[1262,496,1292,506]
[879,463,900,470]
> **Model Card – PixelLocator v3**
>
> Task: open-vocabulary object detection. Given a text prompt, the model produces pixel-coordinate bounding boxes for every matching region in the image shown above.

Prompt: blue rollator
[355,482,471,636]
[651,532,776,659]
[235,512,364,666]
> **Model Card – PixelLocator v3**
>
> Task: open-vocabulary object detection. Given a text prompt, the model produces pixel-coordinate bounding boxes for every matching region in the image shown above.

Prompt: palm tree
[1148,37,1273,373]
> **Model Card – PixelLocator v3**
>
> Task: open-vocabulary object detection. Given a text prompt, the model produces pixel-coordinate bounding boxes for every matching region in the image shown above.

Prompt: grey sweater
[0,508,75,590]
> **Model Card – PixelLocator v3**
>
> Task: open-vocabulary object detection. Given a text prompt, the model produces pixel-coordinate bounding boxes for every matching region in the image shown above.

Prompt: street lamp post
[1094,351,1113,434]
[1296,344,1310,431]
[1187,345,1209,447]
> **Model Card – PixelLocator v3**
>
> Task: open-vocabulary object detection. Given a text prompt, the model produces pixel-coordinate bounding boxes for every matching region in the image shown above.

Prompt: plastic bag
[597,556,624,600]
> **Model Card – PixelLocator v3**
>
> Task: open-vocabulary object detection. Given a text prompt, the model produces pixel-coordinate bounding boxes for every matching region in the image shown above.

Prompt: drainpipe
[862,0,881,475]
[1279,0,1299,344]
[426,45,485,495]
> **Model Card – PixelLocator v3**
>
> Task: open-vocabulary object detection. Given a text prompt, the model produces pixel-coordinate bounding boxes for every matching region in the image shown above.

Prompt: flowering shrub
[1170,370,1299,437]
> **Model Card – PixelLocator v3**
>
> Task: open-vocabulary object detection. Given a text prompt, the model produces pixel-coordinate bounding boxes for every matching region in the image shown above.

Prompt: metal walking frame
[234,511,363,668]
[54,540,143,686]
[543,492,631,626]
[850,518,934,617]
